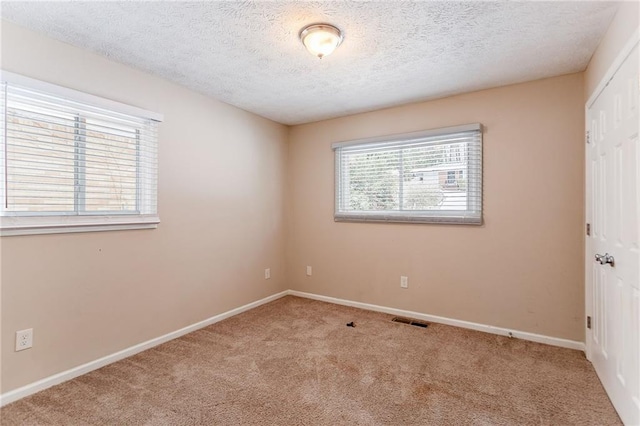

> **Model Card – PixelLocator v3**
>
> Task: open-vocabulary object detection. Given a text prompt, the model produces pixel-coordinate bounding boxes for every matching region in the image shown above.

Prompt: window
[0,72,162,236]
[333,123,482,224]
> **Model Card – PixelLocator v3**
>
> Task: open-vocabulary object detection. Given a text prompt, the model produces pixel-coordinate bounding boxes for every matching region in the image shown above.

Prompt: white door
[586,39,639,425]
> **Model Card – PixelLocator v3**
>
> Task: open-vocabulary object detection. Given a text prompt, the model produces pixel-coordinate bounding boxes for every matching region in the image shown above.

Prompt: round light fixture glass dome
[299,24,344,59]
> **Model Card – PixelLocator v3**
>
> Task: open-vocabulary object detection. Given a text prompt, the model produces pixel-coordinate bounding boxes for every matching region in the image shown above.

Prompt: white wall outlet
[15,328,33,351]
[264,268,271,279]
[400,276,409,289]
[306,266,312,276]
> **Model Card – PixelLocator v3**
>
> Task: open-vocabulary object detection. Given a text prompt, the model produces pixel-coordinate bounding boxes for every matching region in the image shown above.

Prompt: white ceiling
[1,1,618,125]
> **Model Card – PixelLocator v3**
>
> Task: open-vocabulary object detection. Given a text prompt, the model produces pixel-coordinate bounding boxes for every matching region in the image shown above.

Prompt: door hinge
[586,223,591,236]
[587,316,592,329]
[586,130,590,144]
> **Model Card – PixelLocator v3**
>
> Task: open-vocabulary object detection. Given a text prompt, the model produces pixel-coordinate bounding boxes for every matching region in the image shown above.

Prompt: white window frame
[0,71,163,236]
[333,123,483,225]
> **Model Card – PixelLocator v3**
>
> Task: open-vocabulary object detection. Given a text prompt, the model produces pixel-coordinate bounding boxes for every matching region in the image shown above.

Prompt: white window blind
[333,123,483,224]
[0,72,162,236]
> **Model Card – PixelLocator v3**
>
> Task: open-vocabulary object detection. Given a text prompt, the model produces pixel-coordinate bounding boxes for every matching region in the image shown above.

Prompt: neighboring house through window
[333,123,483,224]
[0,72,162,236]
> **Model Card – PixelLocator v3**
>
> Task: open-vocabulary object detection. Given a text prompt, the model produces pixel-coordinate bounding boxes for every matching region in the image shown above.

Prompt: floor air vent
[391,317,429,328]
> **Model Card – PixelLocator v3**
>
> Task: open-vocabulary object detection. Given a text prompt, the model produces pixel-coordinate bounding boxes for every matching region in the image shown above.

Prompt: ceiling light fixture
[299,23,344,59]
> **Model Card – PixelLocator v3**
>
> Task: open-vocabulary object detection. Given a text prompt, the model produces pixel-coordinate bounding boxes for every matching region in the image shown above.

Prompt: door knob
[595,253,615,267]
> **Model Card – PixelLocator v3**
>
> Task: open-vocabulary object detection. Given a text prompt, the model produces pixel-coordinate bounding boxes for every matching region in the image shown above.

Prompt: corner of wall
[283,123,294,293]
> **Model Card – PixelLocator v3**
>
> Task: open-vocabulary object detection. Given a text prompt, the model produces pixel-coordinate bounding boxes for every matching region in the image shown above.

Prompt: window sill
[0,215,160,236]
[334,212,482,225]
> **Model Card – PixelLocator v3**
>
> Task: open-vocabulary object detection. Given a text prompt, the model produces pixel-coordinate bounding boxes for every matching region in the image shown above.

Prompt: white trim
[586,29,640,108]
[0,70,164,122]
[288,290,585,352]
[0,290,289,407]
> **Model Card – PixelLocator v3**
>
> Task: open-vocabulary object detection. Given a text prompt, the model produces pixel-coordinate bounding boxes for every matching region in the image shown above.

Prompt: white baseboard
[1,288,585,407]
[287,290,585,352]
[0,290,289,407]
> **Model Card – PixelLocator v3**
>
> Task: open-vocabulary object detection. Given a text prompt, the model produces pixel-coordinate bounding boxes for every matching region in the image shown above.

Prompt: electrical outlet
[306,266,312,276]
[264,268,271,279]
[15,328,33,351]
[400,276,408,289]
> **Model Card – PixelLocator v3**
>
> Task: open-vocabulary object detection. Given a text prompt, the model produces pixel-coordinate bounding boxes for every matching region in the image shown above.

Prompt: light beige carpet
[0,296,620,425]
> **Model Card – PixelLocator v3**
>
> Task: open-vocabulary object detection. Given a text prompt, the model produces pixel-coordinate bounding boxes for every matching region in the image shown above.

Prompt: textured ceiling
[1,1,618,125]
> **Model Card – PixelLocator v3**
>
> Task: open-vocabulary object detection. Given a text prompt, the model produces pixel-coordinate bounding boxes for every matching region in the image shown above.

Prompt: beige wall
[584,1,639,99]
[3,5,631,395]
[287,73,586,341]
[0,21,289,393]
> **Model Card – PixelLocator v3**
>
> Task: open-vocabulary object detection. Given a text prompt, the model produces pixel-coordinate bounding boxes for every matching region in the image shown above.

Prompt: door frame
[584,28,640,361]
